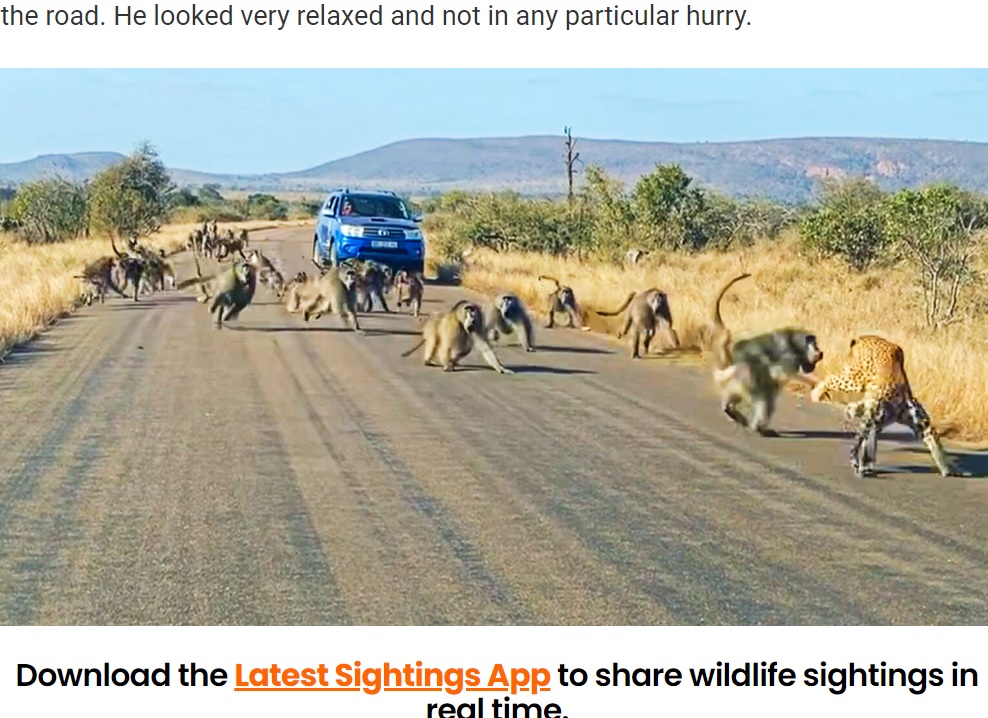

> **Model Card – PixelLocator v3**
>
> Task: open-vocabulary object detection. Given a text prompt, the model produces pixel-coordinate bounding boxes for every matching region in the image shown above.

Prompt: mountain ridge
[4,135,988,203]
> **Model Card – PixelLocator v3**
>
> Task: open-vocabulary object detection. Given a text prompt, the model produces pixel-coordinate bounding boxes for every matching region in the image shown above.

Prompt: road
[1,226,986,626]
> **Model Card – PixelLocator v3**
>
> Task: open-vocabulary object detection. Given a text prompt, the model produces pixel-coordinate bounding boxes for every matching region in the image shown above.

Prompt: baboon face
[498,295,518,316]
[341,268,357,289]
[649,292,673,327]
[293,271,307,284]
[560,288,575,307]
[460,304,481,332]
[799,334,824,373]
[234,262,252,284]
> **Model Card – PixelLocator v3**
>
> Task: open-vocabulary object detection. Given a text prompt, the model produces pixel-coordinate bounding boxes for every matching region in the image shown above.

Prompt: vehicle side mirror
[412,214,423,223]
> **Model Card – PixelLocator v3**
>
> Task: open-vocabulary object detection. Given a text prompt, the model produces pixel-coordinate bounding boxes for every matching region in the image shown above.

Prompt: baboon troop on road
[69,223,959,479]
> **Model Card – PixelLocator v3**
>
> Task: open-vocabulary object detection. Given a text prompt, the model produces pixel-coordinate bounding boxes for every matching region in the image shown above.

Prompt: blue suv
[313,189,425,273]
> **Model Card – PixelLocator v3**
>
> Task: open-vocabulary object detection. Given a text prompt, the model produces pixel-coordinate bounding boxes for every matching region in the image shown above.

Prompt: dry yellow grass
[460,234,988,444]
[0,220,300,357]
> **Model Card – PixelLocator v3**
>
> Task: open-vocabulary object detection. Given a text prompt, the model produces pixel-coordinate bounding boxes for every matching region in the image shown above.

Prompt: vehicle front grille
[361,227,406,239]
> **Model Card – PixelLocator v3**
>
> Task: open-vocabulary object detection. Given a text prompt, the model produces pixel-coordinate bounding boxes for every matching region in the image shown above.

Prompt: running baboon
[353,261,391,313]
[294,265,362,332]
[393,269,424,316]
[74,256,126,305]
[538,275,584,329]
[484,292,535,352]
[137,249,174,294]
[598,289,678,359]
[109,237,145,301]
[401,300,513,374]
[247,249,287,298]
[712,329,824,437]
[198,256,258,328]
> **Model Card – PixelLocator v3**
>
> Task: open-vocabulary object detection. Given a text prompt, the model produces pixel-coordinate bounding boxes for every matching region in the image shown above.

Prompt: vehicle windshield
[339,194,411,220]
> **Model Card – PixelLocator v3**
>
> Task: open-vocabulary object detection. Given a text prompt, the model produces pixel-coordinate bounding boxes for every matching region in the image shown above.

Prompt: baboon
[294,265,362,332]
[380,264,395,294]
[283,271,311,313]
[109,237,145,300]
[698,273,752,360]
[484,292,535,352]
[247,249,287,298]
[158,249,177,290]
[393,269,424,316]
[598,288,679,359]
[215,231,245,262]
[401,300,513,374]
[352,261,391,313]
[137,248,174,294]
[197,256,258,328]
[712,329,824,437]
[538,275,585,329]
[74,256,126,305]
[238,228,249,247]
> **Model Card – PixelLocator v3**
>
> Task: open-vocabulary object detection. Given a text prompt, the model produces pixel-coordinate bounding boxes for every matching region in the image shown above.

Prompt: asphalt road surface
[1,226,987,626]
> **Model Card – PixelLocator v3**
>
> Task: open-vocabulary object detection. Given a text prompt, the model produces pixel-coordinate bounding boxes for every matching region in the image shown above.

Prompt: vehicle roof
[325,189,399,198]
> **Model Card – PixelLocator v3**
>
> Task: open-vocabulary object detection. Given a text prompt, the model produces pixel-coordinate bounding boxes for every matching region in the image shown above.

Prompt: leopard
[809,334,956,478]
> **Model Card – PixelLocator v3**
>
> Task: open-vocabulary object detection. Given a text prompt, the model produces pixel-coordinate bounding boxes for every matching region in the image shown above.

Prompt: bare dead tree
[564,126,581,204]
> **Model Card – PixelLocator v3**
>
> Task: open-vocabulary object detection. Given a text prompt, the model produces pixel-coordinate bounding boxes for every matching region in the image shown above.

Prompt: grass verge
[459,236,988,444]
[0,220,302,357]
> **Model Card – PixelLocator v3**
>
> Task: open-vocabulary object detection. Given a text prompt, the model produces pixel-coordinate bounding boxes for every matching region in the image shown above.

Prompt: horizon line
[2,132,987,177]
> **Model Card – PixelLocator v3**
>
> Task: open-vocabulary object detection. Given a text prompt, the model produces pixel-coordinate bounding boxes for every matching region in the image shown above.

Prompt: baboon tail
[109,237,126,258]
[597,292,637,317]
[400,339,425,358]
[537,275,561,290]
[711,273,751,329]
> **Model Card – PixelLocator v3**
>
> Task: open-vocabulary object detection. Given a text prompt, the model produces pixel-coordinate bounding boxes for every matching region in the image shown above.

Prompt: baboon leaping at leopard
[704,273,824,437]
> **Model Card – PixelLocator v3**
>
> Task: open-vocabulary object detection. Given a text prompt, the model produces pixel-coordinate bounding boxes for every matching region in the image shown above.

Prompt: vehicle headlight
[340,225,363,238]
[405,229,423,240]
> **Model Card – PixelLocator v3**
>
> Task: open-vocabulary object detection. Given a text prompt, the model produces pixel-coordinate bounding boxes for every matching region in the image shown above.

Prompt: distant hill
[5,136,988,203]
[0,152,127,185]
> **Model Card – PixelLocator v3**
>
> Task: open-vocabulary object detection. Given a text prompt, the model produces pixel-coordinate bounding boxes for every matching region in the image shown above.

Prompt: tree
[882,184,986,328]
[9,177,89,243]
[88,142,174,239]
[563,126,581,204]
[198,184,225,203]
[169,187,201,208]
[632,164,709,250]
[799,177,888,271]
[245,193,288,220]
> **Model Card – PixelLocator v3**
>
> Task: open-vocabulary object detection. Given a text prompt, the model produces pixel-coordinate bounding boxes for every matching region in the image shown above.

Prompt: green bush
[89,142,174,240]
[10,177,89,243]
[798,178,888,271]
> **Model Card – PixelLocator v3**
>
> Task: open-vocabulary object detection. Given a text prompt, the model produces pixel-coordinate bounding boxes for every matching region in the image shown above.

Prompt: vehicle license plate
[371,240,398,249]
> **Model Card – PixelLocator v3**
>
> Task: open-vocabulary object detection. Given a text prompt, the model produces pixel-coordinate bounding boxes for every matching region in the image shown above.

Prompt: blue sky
[3,69,988,173]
